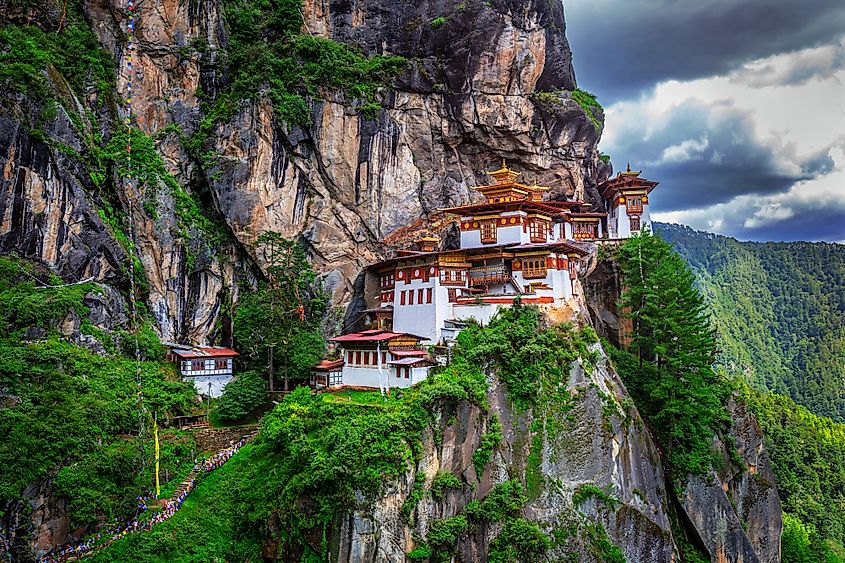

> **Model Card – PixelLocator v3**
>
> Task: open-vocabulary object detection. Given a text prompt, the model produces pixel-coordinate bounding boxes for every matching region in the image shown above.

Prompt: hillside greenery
[92,305,599,561]
[740,384,845,561]
[0,256,197,528]
[656,223,845,422]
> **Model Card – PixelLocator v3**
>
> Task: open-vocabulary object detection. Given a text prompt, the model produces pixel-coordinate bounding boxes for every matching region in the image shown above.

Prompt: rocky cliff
[1,0,609,345]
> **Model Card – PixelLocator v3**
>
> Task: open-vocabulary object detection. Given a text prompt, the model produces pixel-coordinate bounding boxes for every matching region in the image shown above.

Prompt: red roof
[330,330,425,343]
[441,200,582,216]
[171,347,239,359]
[391,349,429,358]
[313,358,344,371]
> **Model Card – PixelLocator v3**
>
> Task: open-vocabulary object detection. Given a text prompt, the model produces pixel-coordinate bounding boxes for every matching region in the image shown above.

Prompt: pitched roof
[171,347,239,359]
[330,330,425,343]
[387,357,438,366]
[313,358,344,371]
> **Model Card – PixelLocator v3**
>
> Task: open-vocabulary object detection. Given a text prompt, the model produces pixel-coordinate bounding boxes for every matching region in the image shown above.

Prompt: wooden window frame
[629,215,641,231]
[522,257,548,279]
[426,287,433,303]
[448,288,457,302]
[626,196,643,214]
[417,288,424,304]
[480,221,497,244]
[529,220,547,243]
[409,290,415,305]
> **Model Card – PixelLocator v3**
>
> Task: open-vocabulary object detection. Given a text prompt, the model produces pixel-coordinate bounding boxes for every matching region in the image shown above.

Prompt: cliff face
[329,341,676,562]
[0,0,608,344]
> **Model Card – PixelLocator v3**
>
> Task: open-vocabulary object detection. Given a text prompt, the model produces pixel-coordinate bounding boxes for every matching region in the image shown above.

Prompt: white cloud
[603,36,845,239]
[660,136,709,163]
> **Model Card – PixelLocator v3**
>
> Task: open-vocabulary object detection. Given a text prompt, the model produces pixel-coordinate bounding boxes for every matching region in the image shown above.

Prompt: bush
[472,414,502,476]
[488,518,551,563]
[428,515,468,551]
[465,480,527,522]
[430,471,462,501]
[214,370,269,423]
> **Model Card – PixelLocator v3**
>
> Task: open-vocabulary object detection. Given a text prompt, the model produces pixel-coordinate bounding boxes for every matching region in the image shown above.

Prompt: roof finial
[626,162,632,172]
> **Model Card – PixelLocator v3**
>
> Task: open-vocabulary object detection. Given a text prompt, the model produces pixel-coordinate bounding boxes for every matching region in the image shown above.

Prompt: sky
[564,0,845,242]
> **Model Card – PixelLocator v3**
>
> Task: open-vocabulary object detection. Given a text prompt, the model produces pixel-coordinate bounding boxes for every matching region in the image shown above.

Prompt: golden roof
[618,162,641,178]
[488,159,521,184]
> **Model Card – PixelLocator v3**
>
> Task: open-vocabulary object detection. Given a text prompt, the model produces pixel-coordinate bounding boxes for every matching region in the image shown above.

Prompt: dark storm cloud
[734,207,845,242]
[564,0,845,102]
[607,100,823,210]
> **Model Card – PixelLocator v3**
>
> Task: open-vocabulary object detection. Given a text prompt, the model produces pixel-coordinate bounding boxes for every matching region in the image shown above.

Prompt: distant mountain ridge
[655,222,845,422]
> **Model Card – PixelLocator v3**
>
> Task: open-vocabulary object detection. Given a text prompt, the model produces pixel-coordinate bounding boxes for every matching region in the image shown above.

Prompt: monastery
[313,162,659,390]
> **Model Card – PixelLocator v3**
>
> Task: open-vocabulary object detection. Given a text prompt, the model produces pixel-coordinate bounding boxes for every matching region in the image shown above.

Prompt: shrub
[465,480,527,522]
[488,518,551,563]
[430,471,462,501]
[472,414,502,476]
[214,370,269,423]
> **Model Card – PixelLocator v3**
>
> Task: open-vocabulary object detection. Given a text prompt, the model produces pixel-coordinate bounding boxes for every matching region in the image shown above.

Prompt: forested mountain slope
[655,222,845,422]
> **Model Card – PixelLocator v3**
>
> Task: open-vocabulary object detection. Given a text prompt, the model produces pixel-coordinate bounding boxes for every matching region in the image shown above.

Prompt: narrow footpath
[40,429,258,562]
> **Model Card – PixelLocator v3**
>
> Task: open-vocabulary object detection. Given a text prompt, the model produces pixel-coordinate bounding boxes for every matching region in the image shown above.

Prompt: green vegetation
[0,256,195,525]
[459,304,597,409]
[533,89,603,131]
[488,518,552,563]
[0,9,114,102]
[431,16,448,27]
[655,224,845,559]
[94,305,590,560]
[472,414,502,476]
[572,483,618,509]
[465,480,527,522]
[656,223,845,422]
[584,522,626,563]
[186,0,405,148]
[89,444,264,562]
[430,471,463,501]
[609,231,731,476]
[428,515,468,552]
[740,384,845,560]
[213,370,268,423]
[233,233,328,390]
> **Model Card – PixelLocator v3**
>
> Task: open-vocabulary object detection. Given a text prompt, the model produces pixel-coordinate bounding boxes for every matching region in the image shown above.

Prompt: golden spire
[619,162,641,178]
[488,159,521,184]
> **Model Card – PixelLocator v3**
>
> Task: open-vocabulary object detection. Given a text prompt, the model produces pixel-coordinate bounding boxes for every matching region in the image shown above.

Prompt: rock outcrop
[1,0,608,344]
[327,340,677,562]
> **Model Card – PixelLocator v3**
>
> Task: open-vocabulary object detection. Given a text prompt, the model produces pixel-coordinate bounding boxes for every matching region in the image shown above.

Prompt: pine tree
[233,233,328,391]
[614,231,729,475]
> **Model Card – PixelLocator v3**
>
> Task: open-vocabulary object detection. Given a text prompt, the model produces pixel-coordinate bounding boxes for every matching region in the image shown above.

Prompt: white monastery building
[168,346,239,398]
[315,161,659,390]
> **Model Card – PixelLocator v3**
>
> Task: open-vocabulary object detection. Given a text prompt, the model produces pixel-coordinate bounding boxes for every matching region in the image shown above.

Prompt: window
[417,288,424,304]
[191,360,204,371]
[480,221,496,244]
[629,215,641,231]
[382,351,387,364]
[426,287,433,303]
[347,351,353,364]
[448,288,457,302]
[404,367,411,379]
[329,371,342,386]
[626,196,643,213]
[529,220,547,242]
[573,223,597,240]
[409,290,415,305]
[215,359,228,369]
[355,351,362,365]
[396,367,402,379]
[400,291,406,305]
[522,257,547,279]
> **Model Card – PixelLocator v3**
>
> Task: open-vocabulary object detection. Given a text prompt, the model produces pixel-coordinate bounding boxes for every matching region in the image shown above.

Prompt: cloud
[564,0,845,102]
[729,40,845,87]
[652,144,845,241]
[600,40,845,241]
